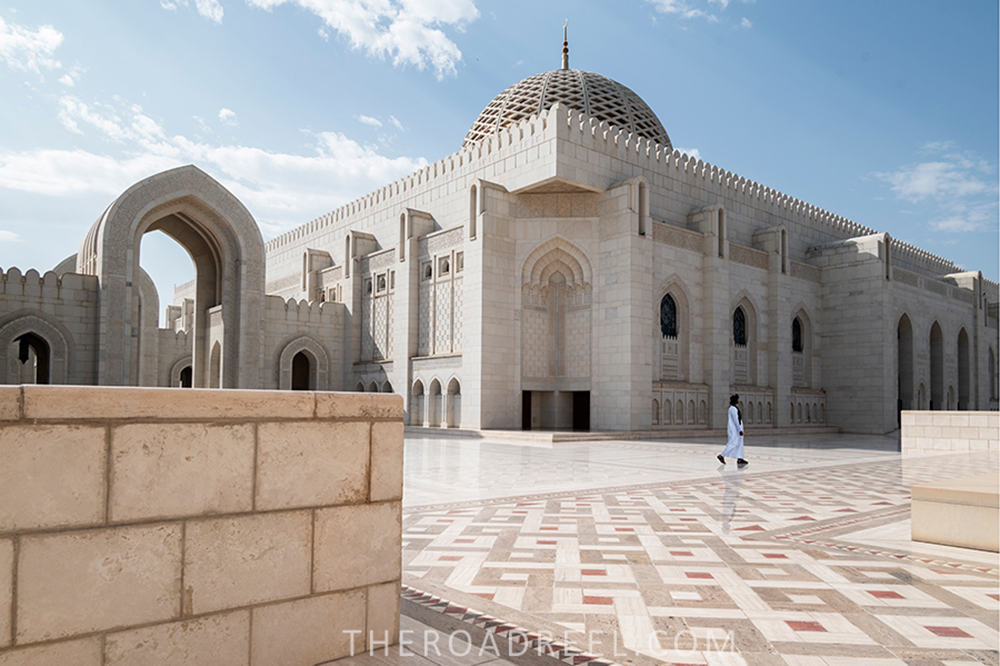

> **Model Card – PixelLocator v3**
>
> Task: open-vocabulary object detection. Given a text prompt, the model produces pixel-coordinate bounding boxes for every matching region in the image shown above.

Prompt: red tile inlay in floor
[763,553,788,559]
[987,593,1000,601]
[540,526,558,531]
[868,590,904,599]
[583,596,614,605]
[453,538,474,543]
[472,593,495,601]
[925,626,973,638]
[615,528,634,532]
[581,569,607,576]
[439,555,462,561]
[685,572,713,579]
[537,540,556,545]
[786,620,826,632]
[670,551,694,556]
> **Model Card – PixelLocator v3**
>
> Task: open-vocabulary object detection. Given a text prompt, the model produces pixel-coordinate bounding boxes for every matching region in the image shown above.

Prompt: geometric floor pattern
[402,436,999,666]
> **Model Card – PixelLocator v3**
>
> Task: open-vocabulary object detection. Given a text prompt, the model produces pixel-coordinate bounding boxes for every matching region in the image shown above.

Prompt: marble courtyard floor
[397,432,999,666]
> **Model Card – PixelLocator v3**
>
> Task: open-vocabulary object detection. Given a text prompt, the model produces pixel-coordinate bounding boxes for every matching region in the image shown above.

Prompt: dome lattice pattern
[463,69,670,150]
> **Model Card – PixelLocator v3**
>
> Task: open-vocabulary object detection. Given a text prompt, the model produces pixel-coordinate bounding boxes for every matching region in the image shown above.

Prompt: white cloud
[0,93,428,235]
[677,146,701,161]
[218,108,238,126]
[390,116,404,131]
[160,0,224,23]
[58,73,74,86]
[0,17,63,73]
[245,0,479,79]
[929,202,997,233]
[877,160,989,202]
[647,0,753,26]
[318,27,329,41]
[196,0,225,22]
[356,114,383,128]
[877,143,998,234]
[647,0,709,20]
[0,231,22,242]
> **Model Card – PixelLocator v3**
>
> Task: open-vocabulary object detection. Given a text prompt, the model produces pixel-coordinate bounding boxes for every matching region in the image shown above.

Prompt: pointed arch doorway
[77,166,265,387]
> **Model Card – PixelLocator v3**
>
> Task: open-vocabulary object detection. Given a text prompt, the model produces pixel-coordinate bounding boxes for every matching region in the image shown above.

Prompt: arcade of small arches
[409,377,463,428]
[896,313,994,412]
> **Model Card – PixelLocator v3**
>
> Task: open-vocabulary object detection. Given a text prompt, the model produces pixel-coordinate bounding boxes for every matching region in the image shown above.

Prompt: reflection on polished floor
[401,433,999,666]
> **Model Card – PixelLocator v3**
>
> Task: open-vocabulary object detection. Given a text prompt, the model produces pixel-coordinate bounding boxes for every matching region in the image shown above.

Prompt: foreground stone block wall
[900,410,999,454]
[0,385,403,666]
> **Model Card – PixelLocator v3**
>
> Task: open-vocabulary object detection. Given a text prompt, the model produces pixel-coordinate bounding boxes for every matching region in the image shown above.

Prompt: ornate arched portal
[77,165,265,387]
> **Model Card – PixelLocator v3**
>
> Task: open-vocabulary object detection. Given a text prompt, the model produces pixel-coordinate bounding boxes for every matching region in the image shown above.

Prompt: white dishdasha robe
[721,405,744,459]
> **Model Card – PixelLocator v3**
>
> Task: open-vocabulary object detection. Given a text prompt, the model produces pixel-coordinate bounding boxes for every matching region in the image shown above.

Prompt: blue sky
[0,0,997,316]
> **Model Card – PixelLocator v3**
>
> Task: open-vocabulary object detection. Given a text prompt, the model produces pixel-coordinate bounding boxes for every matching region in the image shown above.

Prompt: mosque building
[2,38,997,435]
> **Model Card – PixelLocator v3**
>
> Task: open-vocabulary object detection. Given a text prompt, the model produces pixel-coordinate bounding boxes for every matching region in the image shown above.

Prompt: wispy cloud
[355,114,382,128]
[160,0,224,23]
[647,0,753,26]
[876,142,998,233]
[244,0,480,79]
[163,0,481,78]
[0,93,427,236]
[218,108,238,126]
[0,231,22,242]
[389,115,404,131]
[0,16,63,73]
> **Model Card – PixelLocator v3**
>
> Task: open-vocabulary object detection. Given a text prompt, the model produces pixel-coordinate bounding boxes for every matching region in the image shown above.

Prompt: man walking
[717,394,748,466]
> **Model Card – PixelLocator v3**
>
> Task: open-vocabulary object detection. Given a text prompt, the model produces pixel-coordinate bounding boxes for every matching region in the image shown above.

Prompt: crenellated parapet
[889,237,966,277]
[262,103,973,285]
[0,267,98,299]
[262,107,557,254]
[264,294,342,324]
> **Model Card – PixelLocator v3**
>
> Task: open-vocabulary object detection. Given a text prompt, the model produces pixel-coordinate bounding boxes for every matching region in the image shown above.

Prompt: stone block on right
[912,472,999,552]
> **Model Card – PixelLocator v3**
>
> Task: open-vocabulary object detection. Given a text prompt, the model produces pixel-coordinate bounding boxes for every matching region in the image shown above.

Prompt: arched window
[660,294,677,338]
[792,318,803,353]
[733,307,747,346]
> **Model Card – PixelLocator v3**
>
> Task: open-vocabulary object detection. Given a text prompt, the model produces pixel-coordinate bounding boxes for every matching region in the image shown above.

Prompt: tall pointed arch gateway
[77,165,265,387]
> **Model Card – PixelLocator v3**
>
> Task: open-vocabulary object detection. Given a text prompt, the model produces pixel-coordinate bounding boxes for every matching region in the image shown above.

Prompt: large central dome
[463,68,671,150]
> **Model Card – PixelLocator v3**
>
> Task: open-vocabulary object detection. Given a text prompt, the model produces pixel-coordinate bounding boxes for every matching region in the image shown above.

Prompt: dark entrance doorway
[179,366,193,388]
[291,351,311,390]
[522,391,532,430]
[14,333,50,385]
[572,391,590,431]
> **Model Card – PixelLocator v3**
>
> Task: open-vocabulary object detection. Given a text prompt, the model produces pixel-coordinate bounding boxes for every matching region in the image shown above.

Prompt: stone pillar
[464,181,518,429]
[760,226,790,427]
[593,180,653,431]
[691,205,730,429]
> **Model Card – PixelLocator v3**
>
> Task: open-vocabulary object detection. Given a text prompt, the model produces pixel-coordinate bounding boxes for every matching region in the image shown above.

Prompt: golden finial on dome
[561,20,569,70]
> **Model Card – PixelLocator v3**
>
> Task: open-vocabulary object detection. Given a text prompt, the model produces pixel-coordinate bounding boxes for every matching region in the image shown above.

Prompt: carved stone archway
[277,335,330,391]
[0,310,73,385]
[77,165,265,387]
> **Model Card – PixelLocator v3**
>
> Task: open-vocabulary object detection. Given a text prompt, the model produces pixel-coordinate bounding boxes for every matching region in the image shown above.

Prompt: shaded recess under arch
[76,165,265,388]
[277,335,330,391]
[0,310,73,385]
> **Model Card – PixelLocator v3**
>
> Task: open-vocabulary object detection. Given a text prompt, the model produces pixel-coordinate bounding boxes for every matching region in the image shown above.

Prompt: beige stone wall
[901,410,999,453]
[0,385,402,666]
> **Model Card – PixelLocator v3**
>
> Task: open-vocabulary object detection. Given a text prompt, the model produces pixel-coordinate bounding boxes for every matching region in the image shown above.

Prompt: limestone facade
[1,67,997,435]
